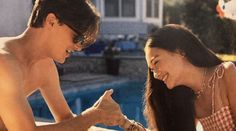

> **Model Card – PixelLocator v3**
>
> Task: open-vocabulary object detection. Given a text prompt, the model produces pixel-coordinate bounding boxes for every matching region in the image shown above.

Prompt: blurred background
[0,0,236,130]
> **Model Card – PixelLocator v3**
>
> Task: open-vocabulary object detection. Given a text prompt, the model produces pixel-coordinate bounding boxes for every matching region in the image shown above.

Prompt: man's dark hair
[29,0,100,45]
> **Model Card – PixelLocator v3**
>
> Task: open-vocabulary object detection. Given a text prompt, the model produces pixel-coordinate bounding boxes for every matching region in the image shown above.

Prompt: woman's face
[145,46,186,89]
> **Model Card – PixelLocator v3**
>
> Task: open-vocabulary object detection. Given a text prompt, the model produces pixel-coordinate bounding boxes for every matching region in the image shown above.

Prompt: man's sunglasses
[63,21,96,49]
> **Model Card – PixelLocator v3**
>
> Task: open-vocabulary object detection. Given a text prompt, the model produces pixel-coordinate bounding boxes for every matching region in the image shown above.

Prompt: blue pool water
[29,80,147,130]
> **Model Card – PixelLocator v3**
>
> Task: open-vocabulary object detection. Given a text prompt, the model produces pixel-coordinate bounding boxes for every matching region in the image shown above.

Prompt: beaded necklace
[195,68,207,99]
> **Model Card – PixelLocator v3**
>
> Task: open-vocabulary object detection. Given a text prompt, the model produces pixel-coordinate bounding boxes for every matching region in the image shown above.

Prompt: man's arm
[0,66,36,131]
[37,58,74,122]
[0,60,101,131]
[36,108,100,131]
[35,59,118,130]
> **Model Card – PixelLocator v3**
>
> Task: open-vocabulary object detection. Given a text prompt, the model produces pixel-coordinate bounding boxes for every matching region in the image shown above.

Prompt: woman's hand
[120,116,146,131]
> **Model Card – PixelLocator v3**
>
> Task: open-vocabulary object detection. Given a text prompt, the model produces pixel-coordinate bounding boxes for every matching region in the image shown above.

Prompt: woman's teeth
[66,50,74,54]
[162,74,168,82]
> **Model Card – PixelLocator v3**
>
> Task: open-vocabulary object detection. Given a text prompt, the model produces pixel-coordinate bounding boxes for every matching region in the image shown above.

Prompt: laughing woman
[144,24,236,131]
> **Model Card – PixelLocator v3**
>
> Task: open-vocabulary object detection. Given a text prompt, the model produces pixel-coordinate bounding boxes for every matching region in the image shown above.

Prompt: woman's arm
[195,119,203,131]
[223,62,236,122]
[120,116,146,131]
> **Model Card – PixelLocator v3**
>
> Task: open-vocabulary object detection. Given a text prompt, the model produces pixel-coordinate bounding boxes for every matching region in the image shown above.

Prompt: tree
[163,1,185,24]
[182,0,236,53]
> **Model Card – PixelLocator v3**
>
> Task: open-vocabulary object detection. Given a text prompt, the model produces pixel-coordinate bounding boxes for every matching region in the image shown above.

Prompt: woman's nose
[73,44,82,51]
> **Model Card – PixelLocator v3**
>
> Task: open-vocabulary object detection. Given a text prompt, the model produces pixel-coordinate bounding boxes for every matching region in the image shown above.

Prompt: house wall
[96,0,163,35]
[100,21,148,35]
[0,0,32,36]
[0,0,163,36]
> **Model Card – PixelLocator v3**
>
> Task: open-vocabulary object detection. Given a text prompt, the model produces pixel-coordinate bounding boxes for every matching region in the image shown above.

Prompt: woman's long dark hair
[144,24,223,131]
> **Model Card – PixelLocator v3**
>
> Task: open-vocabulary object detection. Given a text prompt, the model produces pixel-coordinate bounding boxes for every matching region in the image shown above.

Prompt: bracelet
[128,120,145,131]
[121,116,145,131]
[120,115,131,129]
[127,120,136,131]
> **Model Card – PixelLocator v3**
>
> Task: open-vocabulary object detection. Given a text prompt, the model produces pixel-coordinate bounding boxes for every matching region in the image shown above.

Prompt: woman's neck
[183,66,206,92]
[183,64,216,95]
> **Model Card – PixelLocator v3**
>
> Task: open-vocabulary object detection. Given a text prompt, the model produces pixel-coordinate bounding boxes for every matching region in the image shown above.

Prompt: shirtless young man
[0,0,143,130]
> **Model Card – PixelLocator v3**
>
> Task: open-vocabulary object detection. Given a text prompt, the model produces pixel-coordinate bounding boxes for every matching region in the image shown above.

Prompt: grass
[216,54,236,61]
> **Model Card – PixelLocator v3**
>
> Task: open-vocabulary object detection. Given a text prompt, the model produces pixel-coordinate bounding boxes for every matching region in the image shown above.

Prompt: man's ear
[44,13,58,27]
[176,49,186,57]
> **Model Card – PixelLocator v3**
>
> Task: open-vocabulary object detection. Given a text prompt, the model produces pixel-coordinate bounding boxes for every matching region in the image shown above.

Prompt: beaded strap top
[198,64,236,131]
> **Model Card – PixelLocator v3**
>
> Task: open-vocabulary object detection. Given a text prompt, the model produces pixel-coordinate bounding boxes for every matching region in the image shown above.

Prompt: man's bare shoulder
[0,37,21,67]
[0,53,23,91]
[0,37,11,54]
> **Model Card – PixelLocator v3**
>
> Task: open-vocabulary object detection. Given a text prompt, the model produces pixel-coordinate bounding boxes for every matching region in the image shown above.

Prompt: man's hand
[93,89,125,126]
[82,89,147,130]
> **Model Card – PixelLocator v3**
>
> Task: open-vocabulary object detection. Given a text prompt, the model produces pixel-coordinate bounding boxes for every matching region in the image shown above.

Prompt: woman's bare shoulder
[221,62,236,90]
[222,61,236,76]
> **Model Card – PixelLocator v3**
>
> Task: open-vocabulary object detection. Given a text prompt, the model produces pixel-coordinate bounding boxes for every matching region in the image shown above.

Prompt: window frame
[101,0,139,22]
[142,0,163,24]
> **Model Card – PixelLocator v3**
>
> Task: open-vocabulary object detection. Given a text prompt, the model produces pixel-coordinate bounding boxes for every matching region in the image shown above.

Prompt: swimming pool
[29,79,147,130]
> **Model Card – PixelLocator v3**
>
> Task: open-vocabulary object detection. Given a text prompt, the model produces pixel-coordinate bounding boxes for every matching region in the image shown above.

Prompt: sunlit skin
[144,42,236,127]
[145,48,182,89]
[144,44,204,90]
[0,13,134,131]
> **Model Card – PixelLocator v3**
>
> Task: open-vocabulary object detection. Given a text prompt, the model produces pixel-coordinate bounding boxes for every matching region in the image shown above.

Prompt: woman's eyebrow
[224,0,231,3]
[150,55,158,64]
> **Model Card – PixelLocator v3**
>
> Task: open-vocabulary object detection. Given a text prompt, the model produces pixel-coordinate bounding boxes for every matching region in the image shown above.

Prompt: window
[122,0,135,17]
[104,0,136,17]
[146,0,152,17]
[154,0,159,18]
[146,0,159,18]
[105,0,119,17]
